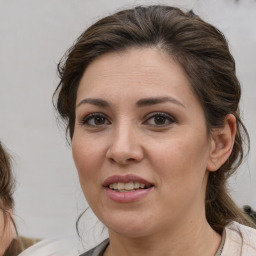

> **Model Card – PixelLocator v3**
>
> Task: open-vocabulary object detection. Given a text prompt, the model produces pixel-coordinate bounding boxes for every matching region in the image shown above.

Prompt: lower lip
[104,187,153,203]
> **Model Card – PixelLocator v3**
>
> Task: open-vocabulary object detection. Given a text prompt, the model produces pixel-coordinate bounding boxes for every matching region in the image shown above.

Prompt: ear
[207,114,236,172]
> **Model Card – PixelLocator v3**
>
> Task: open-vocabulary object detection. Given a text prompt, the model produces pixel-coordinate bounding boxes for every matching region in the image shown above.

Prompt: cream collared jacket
[221,221,256,256]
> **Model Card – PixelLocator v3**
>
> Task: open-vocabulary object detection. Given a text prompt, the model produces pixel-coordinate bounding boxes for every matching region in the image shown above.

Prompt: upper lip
[102,175,154,187]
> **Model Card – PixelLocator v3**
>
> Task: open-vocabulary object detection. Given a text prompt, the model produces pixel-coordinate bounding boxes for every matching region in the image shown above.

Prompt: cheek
[72,138,103,210]
[151,134,210,186]
[72,135,103,187]
[150,137,209,215]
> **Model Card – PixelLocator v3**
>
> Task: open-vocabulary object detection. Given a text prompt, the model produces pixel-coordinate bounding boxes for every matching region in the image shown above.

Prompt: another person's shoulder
[18,235,82,256]
[222,221,256,256]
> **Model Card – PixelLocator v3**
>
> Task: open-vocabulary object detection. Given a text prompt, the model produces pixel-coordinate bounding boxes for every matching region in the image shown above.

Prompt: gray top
[79,239,109,256]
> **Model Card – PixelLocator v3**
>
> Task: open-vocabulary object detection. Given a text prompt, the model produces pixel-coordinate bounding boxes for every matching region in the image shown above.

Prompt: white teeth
[134,182,140,189]
[117,182,125,190]
[109,182,149,191]
[125,182,133,190]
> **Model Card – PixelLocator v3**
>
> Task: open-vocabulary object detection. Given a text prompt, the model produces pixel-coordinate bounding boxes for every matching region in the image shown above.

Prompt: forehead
[76,47,198,109]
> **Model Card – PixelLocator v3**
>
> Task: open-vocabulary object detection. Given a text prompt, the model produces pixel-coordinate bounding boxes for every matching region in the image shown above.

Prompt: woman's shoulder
[226,221,256,241]
[221,221,256,256]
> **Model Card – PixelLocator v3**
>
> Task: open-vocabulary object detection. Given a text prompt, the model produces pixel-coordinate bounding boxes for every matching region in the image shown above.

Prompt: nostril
[127,158,136,162]
[109,157,135,165]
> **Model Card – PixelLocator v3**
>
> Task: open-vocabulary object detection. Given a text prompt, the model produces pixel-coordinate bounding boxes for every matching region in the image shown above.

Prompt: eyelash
[144,112,175,127]
[80,113,110,127]
[79,112,175,128]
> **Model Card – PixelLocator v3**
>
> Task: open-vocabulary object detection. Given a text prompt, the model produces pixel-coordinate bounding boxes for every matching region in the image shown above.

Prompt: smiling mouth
[108,182,153,192]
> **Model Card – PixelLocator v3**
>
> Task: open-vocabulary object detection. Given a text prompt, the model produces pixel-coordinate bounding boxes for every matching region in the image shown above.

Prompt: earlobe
[207,114,236,172]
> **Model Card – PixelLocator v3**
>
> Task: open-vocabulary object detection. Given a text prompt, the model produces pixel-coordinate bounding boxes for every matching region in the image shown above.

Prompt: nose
[106,125,144,165]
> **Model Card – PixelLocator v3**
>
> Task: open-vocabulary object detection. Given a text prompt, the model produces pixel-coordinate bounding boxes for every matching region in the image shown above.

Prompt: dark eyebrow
[136,97,186,108]
[76,98,110,108]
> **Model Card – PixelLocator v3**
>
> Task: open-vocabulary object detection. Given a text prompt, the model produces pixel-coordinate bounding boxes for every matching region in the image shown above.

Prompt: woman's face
[72,48,214,238]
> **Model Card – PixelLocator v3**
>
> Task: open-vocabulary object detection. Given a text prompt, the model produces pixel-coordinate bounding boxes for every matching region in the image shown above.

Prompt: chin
[102,211,158,238]
[109,224,151,238]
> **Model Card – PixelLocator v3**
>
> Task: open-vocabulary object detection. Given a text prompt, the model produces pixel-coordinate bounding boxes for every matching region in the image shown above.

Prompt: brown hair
[54,5,255,233]
[0,142,15,230]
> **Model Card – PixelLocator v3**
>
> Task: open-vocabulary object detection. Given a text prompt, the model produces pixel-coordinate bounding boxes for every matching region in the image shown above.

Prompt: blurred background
[0,0,255,245]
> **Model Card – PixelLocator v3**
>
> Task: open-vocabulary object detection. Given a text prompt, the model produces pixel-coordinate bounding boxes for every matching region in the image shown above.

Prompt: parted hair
[54,5,255,233]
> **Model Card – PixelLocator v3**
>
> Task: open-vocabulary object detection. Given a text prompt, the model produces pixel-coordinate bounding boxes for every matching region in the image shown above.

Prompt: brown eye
[94,116,106,125]
[154,116,168,125]
[145,113,175,126]
[81,113,110,127]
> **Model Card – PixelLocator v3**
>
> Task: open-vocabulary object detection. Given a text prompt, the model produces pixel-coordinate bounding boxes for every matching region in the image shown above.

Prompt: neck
[106,214,221,256]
